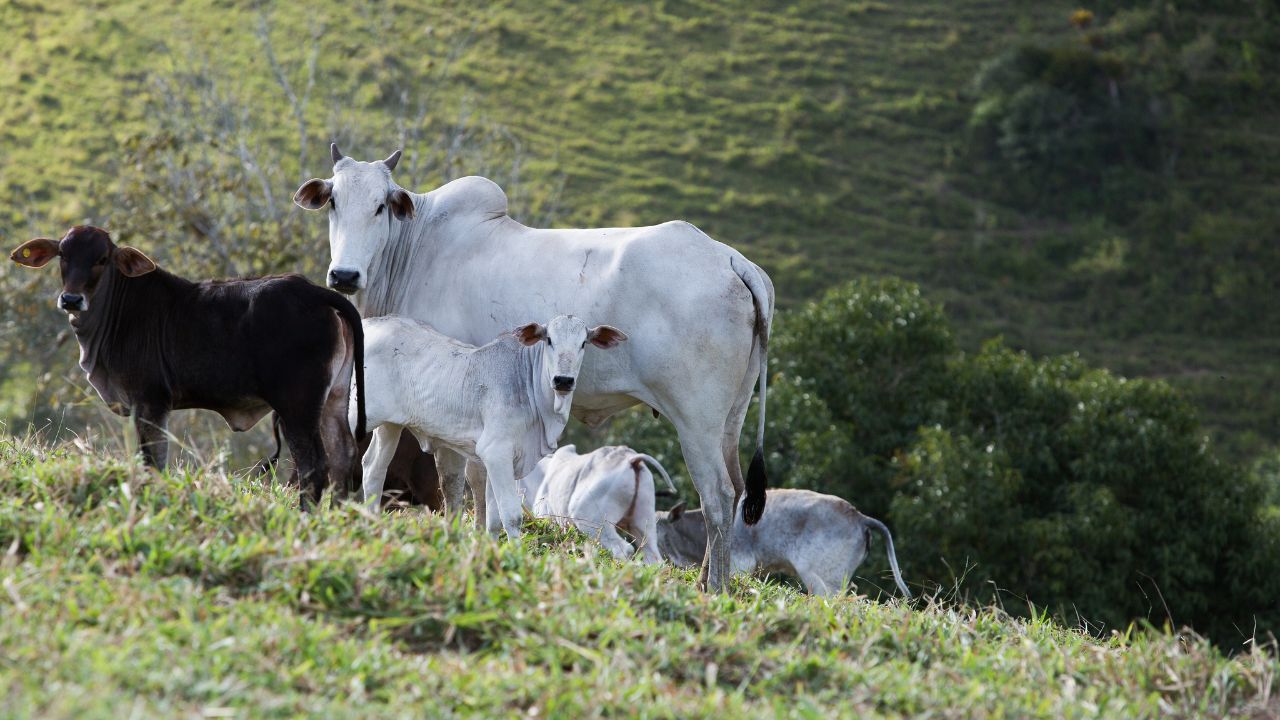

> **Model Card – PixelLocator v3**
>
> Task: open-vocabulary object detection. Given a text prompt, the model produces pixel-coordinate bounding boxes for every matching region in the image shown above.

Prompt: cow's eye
[546,338,553,348]
[375,204,385,216]
[580,341,586,349]
[330,197,337,212]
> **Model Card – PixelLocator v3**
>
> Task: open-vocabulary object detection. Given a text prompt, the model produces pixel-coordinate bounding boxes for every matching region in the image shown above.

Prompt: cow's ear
[9,238,59,268]
[387,188,415,221]
[114,246,157,277]
[514,322,547,346]
[668,500,686,521]
[587,325,628,349]
[294,179,333,211]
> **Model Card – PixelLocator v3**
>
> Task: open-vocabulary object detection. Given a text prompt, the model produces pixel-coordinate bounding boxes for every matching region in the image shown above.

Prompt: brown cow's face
[9,226,156,314]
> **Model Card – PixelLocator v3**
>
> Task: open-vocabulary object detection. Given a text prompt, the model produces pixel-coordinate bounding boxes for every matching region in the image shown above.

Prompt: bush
[600,276,1279,646]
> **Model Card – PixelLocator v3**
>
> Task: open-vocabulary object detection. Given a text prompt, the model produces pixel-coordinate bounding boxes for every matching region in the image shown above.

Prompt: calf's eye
[375,204,385,216]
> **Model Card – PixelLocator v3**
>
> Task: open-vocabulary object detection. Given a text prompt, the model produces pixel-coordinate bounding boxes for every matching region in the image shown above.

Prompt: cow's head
[9,226,155,314]
[294,143,415,295]
[654,501,705,567]
[515,315,627,414]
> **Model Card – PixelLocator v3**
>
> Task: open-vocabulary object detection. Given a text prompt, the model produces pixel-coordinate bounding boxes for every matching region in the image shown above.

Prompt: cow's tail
[732,254,771,526]
[864,516,911,598]
[632,454,678,497]
[318,289,367,442]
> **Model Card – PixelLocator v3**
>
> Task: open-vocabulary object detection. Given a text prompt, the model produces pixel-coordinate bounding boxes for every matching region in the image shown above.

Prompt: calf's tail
[864,516,911,598]
[732,254,772,525]
[319,290,367,442]
[632,454,678,496]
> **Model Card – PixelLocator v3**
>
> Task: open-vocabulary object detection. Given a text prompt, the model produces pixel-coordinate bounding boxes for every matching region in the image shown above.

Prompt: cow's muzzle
[327,268,361,295]
[553,376,575,393]
[59,293,87,312]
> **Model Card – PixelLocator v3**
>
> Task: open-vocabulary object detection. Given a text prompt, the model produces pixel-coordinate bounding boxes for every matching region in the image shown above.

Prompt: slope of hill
[1,442,1275,718]
[0,0,1276,456]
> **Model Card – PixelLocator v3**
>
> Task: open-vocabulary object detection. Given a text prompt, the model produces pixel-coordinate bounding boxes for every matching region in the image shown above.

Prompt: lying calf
[355,314,626,538]
[10,226,365,508]
[519,445,678,563]
[656,488,910,598]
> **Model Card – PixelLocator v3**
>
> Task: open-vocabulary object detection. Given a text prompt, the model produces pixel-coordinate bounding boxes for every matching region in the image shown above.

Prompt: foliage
[0,438,1276,717]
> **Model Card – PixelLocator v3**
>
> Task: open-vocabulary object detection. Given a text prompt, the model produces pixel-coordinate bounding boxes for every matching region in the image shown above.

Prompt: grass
[1,438,1275,718]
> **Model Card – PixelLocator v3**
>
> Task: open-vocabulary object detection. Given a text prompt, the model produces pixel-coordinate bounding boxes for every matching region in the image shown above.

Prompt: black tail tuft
[742,447,767,525]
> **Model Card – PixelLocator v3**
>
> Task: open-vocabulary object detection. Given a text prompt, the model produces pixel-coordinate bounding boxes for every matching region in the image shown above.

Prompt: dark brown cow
[9,225,365,509]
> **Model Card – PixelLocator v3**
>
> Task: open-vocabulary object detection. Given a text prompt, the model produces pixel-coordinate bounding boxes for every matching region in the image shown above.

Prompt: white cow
[296,145,774,590]
[655,489,912,598]
[519,444,679,564]
[353,314,626,538]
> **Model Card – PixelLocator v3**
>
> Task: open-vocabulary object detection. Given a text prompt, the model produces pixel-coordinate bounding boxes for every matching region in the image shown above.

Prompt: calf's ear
[587,325,628,349]
[294,179,333,210]
[668,500,686,521]
[387,188,415,220]
[514,322,547,346]
[9,238,60,268]
[114,247,157,277]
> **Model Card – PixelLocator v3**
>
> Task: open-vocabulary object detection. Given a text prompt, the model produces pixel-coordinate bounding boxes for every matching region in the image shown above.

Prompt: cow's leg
[626,481,662,565]
[466,459,488,531]
[794,563,841,598]
[133,403,171,469]
[321,399,357,502]
[280,418,328,511]
[431,448,469,519]
[483,471,503,536]
[583,521,635,562]
[674,427,737,592]
[360,424,401,512]
[476,439,522,540]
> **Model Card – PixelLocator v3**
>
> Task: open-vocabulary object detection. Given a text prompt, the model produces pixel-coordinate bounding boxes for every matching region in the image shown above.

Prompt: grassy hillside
[1,439,1275,718]
[2,0,1277,457]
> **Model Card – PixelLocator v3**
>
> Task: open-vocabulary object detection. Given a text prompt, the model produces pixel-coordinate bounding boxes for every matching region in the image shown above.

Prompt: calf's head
[9,226,156,314]
[515,315,627,414]
[294,143,416,294]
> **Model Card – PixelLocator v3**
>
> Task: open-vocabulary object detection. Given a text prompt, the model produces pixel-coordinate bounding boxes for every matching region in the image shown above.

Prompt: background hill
[2,0,1277,459]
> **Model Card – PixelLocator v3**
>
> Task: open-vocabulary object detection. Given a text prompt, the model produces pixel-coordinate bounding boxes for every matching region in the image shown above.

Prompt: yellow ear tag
[22,249,31,258]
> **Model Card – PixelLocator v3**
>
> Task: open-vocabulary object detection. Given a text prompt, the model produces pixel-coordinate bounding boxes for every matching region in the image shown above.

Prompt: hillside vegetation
[1,0,1278,459]
[1,440,1276,718]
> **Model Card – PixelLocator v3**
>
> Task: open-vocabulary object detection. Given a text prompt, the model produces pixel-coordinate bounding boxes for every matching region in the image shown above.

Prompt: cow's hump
[433,175,509,221]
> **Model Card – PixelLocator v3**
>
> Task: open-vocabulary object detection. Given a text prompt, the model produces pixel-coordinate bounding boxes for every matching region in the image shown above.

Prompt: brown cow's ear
[514,322,547,346]
[114,246,157,277]
[10,238,60,268]
[587,325,628,349]
[294,179,333,211]
[668,500,686,521]
[387,188,415,220]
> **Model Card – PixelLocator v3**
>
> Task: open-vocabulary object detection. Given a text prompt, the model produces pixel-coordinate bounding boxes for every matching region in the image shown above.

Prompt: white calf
[655,488,911,598]
[519,445,678,563]
[353,315,626,538]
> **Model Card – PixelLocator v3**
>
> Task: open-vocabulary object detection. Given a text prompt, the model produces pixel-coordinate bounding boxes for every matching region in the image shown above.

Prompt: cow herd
[8,143,910,599]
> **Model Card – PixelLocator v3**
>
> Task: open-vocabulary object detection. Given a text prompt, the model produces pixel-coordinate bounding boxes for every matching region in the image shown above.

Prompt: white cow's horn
[383,150,402,172]
[331,143,345,165]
